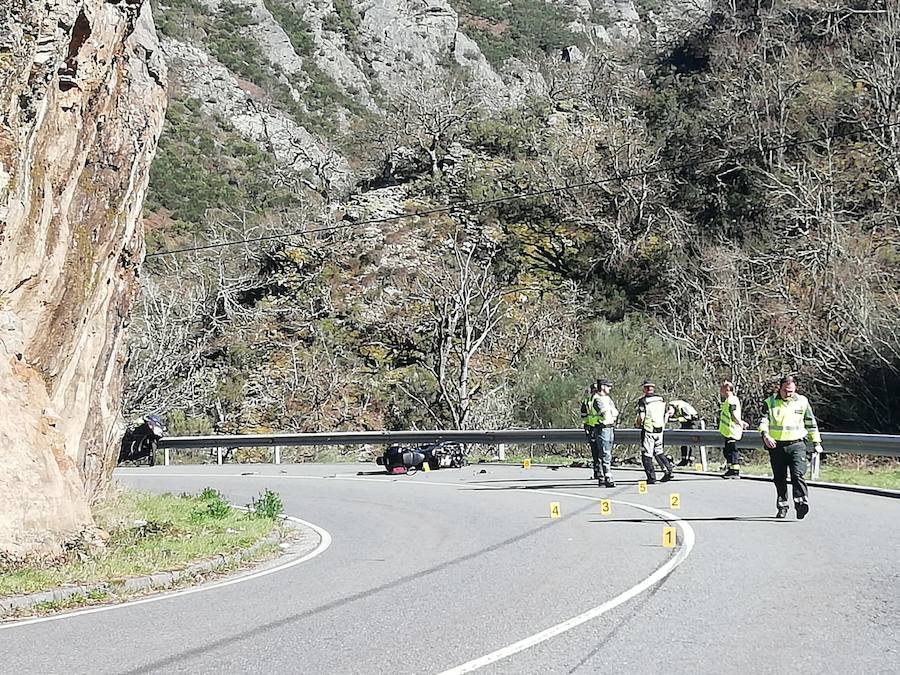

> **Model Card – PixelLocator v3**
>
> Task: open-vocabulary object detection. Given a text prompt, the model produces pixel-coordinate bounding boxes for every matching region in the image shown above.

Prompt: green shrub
[192,488,232,521]
[452,0,581,66]
[247,489,284,519]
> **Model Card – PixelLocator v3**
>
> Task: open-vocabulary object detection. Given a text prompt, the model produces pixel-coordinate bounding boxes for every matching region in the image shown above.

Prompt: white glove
[813,444,823,454]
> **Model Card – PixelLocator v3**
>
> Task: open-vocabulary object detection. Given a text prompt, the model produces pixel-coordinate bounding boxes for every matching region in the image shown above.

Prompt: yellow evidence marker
[523,458,532,469]
[638,480,648,494]
[662,526,676,548]
[422,462,431,472]
[669,493,680,509]
[549,502,561,518]
[599,499,612,516]
[693,463,703,472]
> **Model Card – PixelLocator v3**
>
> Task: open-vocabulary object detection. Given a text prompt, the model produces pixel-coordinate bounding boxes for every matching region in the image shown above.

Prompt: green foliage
[247,489,284,519]
[515,317,709,428]
[452,0,581,66]
[166,410,214,436]
[323,0,361,50]
[145,97,295,246]
[192,488,232,521]
[151,0,204,40]
[215,375,247,409]
[263,0,315,55]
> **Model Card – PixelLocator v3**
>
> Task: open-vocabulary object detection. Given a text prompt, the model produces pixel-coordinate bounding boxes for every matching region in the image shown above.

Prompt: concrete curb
[0,514,316,617]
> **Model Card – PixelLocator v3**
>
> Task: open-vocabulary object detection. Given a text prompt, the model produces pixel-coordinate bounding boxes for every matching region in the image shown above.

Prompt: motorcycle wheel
[148,440,157,467]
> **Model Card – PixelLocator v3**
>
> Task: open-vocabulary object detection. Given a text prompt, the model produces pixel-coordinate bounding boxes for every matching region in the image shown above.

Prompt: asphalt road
[1,464,898,674]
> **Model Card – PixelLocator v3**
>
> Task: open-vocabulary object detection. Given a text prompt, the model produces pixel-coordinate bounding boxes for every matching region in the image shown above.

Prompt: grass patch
[472,446,900,490]
[0,488,282,598]
[740,462,900,490]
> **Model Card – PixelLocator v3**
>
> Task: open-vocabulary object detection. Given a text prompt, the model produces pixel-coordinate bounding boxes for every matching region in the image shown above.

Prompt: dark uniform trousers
[585,425,602,478]
[679,419,700,459]
[768,440,809,506]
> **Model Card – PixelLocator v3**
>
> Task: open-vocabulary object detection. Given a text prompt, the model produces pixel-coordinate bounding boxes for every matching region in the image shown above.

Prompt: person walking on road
[666,398,702,466]
[595,378,618,488]
[581,383,602,480]
[635,380,675,483]
[719,381,749,479]
[759,375,823,519]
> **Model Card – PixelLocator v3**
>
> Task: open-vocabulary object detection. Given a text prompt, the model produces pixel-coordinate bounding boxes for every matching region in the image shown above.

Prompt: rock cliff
[0,0,167,557]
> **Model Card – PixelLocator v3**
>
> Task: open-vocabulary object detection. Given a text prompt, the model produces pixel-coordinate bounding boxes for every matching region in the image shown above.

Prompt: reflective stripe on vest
[640,394,666,431]
[582,397,600,427]
[763,394,821,443]
[669,399,697,423]
[719,394,743,440]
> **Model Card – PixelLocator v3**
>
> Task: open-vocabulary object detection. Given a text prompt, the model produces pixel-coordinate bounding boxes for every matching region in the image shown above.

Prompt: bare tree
[386,75,484,177]
[405,236,554,429]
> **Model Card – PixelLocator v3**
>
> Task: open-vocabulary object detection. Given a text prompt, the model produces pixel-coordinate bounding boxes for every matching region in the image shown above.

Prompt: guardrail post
[274,446,281,465]
[164,447,170,466]
[699,420,708,472]
[216,447,223,465]
[498,443,506,461]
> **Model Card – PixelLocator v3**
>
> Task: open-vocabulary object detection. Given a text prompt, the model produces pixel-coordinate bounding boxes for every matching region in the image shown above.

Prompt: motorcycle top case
[382,445,426,471]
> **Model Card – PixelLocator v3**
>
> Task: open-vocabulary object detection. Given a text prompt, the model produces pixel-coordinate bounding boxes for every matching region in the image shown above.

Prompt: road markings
[435,486,695,675]
[114,469,696,673]
[0,514,332,631]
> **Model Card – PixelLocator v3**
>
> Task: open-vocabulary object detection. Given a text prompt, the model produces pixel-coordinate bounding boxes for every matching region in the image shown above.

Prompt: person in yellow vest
[594,378,618,487]
[718,381,749,478]
[666,398,702,466]
[581,383,602,480]
[759,375,823,519]
[635,379,675,483]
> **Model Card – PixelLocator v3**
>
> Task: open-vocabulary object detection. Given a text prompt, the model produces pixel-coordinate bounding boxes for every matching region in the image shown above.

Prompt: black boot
[657,453,675,482]
[641,455,657,483]
[601,462,613,486]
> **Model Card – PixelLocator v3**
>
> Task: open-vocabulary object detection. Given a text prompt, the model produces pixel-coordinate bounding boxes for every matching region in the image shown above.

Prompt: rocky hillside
[0,0,166,556]
[132,0,900,439]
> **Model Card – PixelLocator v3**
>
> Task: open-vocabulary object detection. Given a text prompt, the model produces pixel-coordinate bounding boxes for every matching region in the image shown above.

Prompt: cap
[597,378,612,387]
[641,379,656,388]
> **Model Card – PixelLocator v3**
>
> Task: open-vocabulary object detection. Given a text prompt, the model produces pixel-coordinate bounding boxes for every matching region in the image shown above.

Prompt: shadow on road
[588,516,786,523]
[121,495,602,674]
[461,478,712,491]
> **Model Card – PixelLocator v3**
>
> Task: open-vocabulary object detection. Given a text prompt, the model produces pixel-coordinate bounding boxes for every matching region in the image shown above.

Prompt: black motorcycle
[376,440,467,474]
[118,414,166,466]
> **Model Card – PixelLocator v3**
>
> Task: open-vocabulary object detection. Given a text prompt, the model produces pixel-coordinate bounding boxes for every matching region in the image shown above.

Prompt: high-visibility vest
[582,397,600,427]
[638,394,666,432]
[596,393,618,426]
[668,399,698,423]
[759,393,822,443]
[719,393,743,440]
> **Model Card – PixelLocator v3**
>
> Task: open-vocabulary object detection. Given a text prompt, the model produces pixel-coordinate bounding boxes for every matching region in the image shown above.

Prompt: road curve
[1,464,898,674]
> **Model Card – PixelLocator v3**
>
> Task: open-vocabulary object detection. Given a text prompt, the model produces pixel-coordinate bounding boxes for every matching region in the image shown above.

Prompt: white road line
[118,470,696,673]
[0,515,332,630]
[438,488,695,674]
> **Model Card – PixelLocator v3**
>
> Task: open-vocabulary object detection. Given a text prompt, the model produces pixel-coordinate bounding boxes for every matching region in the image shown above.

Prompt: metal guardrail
[159,428,900,479]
